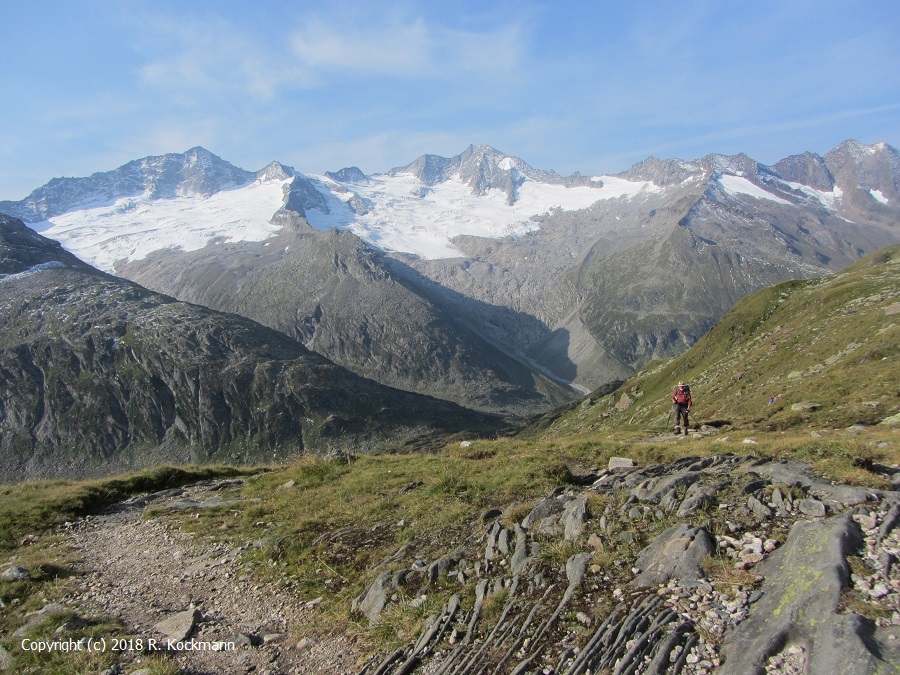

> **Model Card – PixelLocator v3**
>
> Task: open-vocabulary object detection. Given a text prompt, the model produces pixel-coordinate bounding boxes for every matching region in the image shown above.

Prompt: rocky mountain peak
[390,145,594,205]
[136,147,255,199]
[256,161,295,182]
[324,166,368,183]
[0,147,256,222]
[700,152,765,178]
[772,151,834,191]
[618,156,704,187]
[825,140,900,194]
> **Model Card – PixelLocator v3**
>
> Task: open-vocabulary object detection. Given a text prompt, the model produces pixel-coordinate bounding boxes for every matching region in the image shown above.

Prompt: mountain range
[0,140,897,424]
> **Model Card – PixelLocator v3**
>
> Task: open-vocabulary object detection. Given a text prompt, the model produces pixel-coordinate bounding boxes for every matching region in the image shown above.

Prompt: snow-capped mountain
[2,145,664,270]
[304,146,659,260]
[1,140,897,414]
[4,141,895,274]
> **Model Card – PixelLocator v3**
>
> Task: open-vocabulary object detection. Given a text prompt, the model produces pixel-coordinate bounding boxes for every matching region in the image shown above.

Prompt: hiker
[672,381,692,435]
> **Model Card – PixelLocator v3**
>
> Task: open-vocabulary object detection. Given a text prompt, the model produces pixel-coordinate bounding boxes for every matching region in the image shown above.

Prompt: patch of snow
[305,172,660,259]
[717,175,792,205]
[0,261,67,283]
[783,181,838,210]
[870,189,889,205]
[498,157,515,171]
[32,177,291,272]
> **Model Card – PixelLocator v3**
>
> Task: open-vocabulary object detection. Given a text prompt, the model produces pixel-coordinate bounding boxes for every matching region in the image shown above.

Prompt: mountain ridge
[0,214,505,480]
[2,139,898,415]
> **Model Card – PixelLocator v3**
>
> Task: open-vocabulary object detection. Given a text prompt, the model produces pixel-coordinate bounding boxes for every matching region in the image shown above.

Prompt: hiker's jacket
[672,386,692,408]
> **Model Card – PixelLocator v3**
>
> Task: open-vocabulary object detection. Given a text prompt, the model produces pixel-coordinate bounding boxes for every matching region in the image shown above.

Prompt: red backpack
[674,385,691,404]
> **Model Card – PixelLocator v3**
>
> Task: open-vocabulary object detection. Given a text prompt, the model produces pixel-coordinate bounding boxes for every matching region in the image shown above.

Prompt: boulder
[719,514,890,674]
[352,571,392,624]
[630,524,714,588]
[1,565,31,581]
[154,608,201,643]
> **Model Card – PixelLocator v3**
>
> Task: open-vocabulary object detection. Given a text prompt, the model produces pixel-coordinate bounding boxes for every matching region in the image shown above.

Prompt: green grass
[0,465,258,552]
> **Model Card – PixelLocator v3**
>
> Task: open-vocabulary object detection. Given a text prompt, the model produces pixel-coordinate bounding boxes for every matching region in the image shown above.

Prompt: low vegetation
[1,245,897,671]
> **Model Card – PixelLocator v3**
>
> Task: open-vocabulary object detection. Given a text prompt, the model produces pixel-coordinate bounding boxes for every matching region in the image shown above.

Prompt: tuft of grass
[535,539,583,569]
[702,554,761,593]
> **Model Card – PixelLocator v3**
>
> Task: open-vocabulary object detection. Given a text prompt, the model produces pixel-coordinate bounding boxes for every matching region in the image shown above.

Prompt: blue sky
[2,0,899,199]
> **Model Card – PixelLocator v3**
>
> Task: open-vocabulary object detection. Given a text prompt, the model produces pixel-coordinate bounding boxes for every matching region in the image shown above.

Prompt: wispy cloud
[134,13,305,104]
[288,13,527,81]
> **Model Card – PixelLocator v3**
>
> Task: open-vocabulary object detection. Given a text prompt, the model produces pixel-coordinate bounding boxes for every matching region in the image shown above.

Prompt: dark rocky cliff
[0,215,503,480]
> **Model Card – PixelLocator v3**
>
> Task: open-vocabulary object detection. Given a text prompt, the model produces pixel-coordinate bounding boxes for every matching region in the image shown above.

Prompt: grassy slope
[540,243,900,435]
[2,245,899,671]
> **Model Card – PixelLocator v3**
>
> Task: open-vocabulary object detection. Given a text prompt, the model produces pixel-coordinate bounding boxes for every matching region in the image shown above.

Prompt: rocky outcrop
[350,453,898,674]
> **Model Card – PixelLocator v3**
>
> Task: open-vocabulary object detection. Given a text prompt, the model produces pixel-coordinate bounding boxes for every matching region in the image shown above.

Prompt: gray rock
[630,524,714,588]
[791,402,821,411]
[562,498,588,541]
[798,498,827,517]
[608,457,634,470]
[295,636,317,651]
[771,487,784,507]
[0,644,12,671]
[1,565,31,581]
[632,471,702,503]
[485,522,501,561]
[676,482,718,518]
[153,608,201,643]
[749,460,877,507]
[166,498,202,511]
[497,528,511,555]
[564,552,593,598]
[510,524,530,575]
[876,504,900,543]
[231,630,257,647]
[13,603,68,637]
[719,514,889,674]
[352,571,392,623]
[747,495,773,519]
[522,495,567,528]
[428,555,458,582]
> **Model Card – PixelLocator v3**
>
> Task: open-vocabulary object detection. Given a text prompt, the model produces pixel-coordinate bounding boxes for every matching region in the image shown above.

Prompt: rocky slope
[119,210,574,416]
[342,452,899,675]
[0,214,504,480]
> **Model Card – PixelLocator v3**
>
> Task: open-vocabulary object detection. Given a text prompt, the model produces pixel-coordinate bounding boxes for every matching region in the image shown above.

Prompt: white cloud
[134,13,308,104]
[289,14,526,81]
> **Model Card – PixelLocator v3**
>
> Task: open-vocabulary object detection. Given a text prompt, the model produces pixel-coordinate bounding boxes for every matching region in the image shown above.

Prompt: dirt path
[61,479,364,674]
